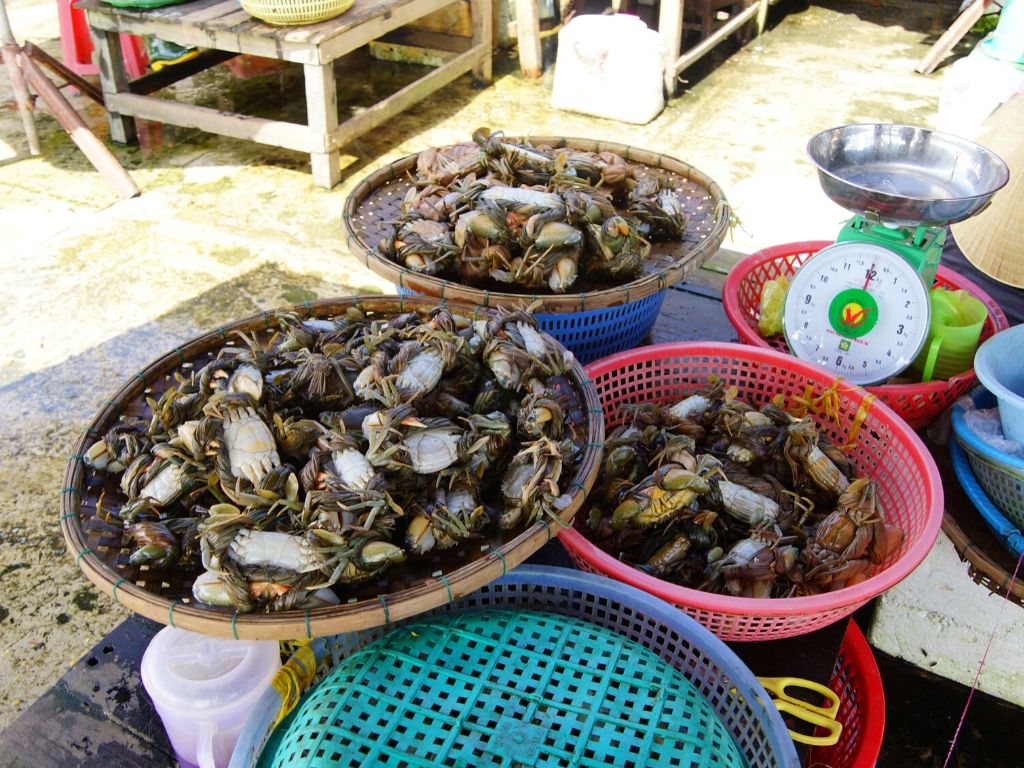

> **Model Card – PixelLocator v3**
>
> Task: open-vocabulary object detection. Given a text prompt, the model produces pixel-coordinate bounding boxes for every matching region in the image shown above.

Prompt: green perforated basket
[268,608,747,768]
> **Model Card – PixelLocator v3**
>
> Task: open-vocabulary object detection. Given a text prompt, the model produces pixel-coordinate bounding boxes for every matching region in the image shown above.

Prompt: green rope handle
[231,612,240,640]
[168,600,179,628]
[492,551,508,575]
[111,578,126,606]
[379,594,390,628]
[438,574,453,603]
[305,610,312,640]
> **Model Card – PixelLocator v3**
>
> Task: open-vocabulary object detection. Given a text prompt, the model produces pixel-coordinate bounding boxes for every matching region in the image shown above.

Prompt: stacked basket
[229,566,802,768]
[342,137,731,364]
[722,241,1009,429]
[951,387,1024,560]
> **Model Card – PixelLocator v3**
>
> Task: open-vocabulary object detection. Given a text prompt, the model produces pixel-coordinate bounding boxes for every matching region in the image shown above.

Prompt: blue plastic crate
[231,566,799,768]
[395,288,666,365]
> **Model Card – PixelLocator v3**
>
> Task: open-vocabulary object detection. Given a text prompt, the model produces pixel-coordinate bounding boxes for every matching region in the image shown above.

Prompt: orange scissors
[756,676,843,747]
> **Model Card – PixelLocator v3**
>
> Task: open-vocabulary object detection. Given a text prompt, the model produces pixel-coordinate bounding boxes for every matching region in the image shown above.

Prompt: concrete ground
[1,0,1021,739]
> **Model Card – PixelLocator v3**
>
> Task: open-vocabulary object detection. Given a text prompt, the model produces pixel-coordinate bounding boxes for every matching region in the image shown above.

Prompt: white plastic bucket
[141,627,281,768]
[551,14,667,124]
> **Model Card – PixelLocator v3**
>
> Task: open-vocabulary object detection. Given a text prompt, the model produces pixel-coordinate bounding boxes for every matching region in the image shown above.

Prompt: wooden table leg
[304,61,340,189]
[659,0,684,96]
[92,27,136,145]
[470,0,492,83]
[515,0,541,78]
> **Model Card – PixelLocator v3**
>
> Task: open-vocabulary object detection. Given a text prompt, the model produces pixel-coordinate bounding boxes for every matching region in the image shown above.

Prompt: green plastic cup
[911,288,988,382]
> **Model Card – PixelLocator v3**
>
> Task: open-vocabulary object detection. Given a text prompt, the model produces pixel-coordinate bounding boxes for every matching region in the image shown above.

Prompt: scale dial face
[782,242,931,386]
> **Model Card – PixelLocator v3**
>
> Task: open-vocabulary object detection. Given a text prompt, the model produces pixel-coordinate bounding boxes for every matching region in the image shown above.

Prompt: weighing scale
[783,124,1010,386]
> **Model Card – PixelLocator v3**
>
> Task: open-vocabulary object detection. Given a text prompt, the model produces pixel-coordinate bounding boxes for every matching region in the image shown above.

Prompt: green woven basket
[101,0,193,10]
[265,609,747,768]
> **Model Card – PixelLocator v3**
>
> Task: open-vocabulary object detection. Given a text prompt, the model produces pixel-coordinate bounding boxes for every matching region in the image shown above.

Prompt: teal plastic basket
[272,609,746,768]
[230,566,799,768]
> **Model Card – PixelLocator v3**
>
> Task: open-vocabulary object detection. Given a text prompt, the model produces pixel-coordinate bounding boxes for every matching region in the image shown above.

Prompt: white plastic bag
[551,14,667,124]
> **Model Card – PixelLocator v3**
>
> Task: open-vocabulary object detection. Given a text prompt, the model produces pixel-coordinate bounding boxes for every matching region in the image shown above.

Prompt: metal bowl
[807,123,1010,225]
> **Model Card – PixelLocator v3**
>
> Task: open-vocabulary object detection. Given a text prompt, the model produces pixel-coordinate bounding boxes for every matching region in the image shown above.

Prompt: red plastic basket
[559,342,944,641]
[807,620,886,768]
[721,241,1010,430]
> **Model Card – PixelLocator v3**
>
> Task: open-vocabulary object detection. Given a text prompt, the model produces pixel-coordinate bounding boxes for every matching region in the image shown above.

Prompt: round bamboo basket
[60,296,605,640]
[341,137,731,313]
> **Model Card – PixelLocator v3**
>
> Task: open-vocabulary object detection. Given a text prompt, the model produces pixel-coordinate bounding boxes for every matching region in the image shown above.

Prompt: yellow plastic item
[757,276,789,337]
[756,675,843,747]
[149,48,200,72]
[240,0,354,26]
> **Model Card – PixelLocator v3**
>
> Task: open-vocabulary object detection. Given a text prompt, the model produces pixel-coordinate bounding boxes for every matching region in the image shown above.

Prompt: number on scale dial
[782,242,931,386]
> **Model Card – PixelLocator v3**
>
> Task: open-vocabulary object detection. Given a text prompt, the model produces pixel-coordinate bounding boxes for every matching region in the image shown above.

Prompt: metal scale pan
[807,123,1010,226]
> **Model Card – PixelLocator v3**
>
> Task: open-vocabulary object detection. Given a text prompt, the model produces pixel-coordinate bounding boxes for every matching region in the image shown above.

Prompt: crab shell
[331,447,376,490]
[223,405,281,486]
[404,428,460,474]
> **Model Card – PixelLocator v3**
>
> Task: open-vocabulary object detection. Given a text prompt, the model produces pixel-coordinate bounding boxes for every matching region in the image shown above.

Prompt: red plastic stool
[57,0,148,78]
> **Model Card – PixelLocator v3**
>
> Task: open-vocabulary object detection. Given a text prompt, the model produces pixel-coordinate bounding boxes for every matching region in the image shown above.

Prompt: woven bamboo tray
[342,137,731,313]
[60,296,604,640]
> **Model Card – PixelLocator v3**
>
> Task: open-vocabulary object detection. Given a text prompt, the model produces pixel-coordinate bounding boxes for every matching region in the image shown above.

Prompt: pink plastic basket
[721,241,1010,429]
[806,621,886,768]
[559,342,944,641]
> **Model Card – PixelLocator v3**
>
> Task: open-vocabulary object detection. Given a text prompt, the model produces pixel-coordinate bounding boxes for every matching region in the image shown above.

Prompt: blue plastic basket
[230,566,799,768]
[951,386,1024,531]
[395,287,666,365]
[950,440,1024,559]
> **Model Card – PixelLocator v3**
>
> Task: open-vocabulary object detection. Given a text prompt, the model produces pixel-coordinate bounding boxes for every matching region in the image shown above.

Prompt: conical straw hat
[950,94,1024,288]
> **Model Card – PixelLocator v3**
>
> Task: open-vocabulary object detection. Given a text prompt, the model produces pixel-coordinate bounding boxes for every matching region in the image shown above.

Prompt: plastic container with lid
[141,626,281,768]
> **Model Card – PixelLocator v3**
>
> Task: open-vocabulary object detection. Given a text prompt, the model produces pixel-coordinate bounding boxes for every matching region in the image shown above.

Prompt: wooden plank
[470,0,490,82]
[659,0,685,95]
[179,0,245,23]
[92,28,136,145]
[378,28,473,52]
[368,40,458,66]
[407,0,472,37]
[669,1,758,78]
[107,92,325,152]
[304,61,340,187]
[916,0,986,75]
[128,49,237,95]
[313,0,456,60]
[328,42,484,151]
[514,0,540,77]
[0,616,173,768]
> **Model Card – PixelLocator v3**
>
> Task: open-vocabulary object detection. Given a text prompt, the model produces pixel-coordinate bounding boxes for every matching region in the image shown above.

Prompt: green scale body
[835,212,944,288]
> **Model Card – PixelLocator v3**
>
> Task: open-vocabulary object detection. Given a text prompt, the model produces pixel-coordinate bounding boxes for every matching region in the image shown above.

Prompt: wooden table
[79,0,492,187]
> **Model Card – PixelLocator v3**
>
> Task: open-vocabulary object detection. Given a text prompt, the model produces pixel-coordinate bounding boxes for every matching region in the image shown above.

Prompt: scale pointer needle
[862,262,875,291]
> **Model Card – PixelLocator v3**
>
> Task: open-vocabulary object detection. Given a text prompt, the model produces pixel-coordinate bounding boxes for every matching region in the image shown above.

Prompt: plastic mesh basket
[397,287,666,365]
[559,342,944,641]
[721,241,1010,429]
[271,609,747,768]
[230,566,800,768]
[805,621,885,768]
[951,387,1024,557]
[240,0,354,25]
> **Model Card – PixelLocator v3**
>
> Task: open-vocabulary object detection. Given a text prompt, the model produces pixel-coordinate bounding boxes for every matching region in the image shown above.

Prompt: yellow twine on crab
[271,643,317,727]
[842,393,875,450]
[778,378,875,450]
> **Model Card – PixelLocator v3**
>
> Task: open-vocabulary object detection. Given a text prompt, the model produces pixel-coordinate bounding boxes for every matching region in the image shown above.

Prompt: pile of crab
[378,129,687,293]
[84,306,586,614]
[582,383,906,598]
